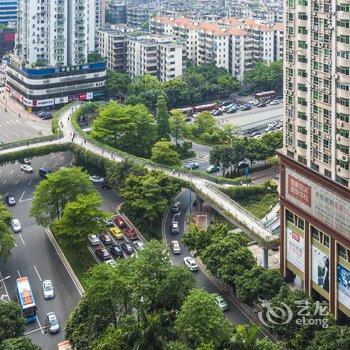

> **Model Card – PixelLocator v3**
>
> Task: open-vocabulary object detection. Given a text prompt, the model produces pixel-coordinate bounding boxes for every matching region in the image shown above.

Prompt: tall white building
[6,0,106,109]
[16,0,96,67]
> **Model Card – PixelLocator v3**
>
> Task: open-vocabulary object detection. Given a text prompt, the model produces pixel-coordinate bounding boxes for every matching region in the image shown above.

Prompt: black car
[240,104,252,111]
[109,244,124,258]
[101,181,111,189]
[5,193,16,206]
[171,202,181,213]
[120,242,134,255]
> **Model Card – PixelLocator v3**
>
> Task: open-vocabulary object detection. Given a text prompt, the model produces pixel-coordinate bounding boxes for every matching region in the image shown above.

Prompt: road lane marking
[33,265,42,282]
[0,272,10,301]
[42,162,47,167]
[2,180,6,184]
[18,233,25,245]
[25,327,44,336]
[19,197,33,203]
[15,179,19,185]
[88,246,101,264]
[22,130,29,136]
[36,316,45,334]
[53,162,58,168]
[28,179,32,186]
[10,169,13,174]
[19,191,25,202]
[17,270,21,277]
[13,132,19,138]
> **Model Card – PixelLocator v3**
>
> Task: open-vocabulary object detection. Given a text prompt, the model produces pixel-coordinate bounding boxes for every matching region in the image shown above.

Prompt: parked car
[104,217,115,227]
[46,312,60,334]
[42,280,55,299]
[213,294,229,311]
[11,219,21,233]
[257,102,267,108]
[221,101,233,107]
[171,240,181,254]
[270,99,280,105]
[211,109,223,116]
[41,113,53,120]
[183,257,199,272]
[90,175,104,183]
[227,106,238,113]
[114,214,126,228]
[170,221,179,234]
[183,162,199,170]
[125,227,138,240]
[95,245,111,261]
[5,193,16,206]
[105,259,117,268]
[109,244,124,258]
[222,103,236,111]
[110,226,124,239]
[101,181,111,189]
[88,234,100,246]
[206,165,220,173]
[240,104,252,111]
[99,232,112,245]
[134,240,145,251]
[20,164,34,173]
[121,242,134,255]
[39,167,51,179]
[171,202,181,213]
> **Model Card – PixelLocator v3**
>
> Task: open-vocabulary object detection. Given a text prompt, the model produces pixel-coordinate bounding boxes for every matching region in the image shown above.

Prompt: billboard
[312,246,329,292]
[287,227,304,272]
[338,264,350,310]
[285,168,350,238]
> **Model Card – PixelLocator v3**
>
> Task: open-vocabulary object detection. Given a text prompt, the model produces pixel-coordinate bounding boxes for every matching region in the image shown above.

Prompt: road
[216,104,282,131]
[163,188,250,324]
[0,92,52,143]
[0,152,80,350]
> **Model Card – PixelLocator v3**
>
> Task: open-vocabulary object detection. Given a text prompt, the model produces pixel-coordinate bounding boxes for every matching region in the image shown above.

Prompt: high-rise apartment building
[5,0,106,109]
[0,0,17,24]
[279,0,350,320]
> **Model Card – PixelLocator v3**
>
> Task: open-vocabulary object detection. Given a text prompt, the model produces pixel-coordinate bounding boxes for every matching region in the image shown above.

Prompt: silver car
[11,219,21,233]
[42,280,55,299]
[46,312,60,334]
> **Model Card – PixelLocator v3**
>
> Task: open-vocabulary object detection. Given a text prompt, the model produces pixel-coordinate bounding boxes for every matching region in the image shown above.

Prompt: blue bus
[15,277,37,323]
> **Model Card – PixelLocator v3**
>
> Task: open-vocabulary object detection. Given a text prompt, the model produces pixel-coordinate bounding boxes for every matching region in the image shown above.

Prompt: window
[338,66,350,75]
[298,69,307,77]
[298,26,308,34]
[286,209,294,223]
[311,226,320,241]
[298,126,307,134]
[298,97,307,106]
[298,83,307,92]
[298,40,308,49]
[338,128,350,138]
[337,35,350,44]
[337,97,350,107]
[337,3,350,12]
[338,244,348,260]
[337,19,350,28]
[298,12,307,20]
[298,111,307,120]
[337,51,350,59]
[298,0,308,5]
[337,113,350,122]
[297,140,307,149]
[298,55,307,63]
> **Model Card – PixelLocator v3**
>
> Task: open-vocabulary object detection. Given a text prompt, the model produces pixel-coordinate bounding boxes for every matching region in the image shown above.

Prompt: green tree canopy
[164,79,191,108]
[155,95,170,140]
[0,336,41,350]
[0,302,25,342]
[174,289,233,348]
[53,192,108,248]
[151,139,180,166]
[169,109,188,146]
[105,70,131,98]
[0,203,14,261]
[306,325,350,350]
[91,101,158,157]
[30,167,95,226]
[235,266,285,306]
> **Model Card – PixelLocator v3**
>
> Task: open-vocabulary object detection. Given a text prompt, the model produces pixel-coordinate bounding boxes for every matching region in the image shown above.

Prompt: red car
[114,215,126,228]
[99,232,112,245]
[125,227,138,240]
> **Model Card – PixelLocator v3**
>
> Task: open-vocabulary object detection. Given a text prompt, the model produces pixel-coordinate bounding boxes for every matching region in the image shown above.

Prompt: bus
[254,90,277,100]
[15,277,37,323]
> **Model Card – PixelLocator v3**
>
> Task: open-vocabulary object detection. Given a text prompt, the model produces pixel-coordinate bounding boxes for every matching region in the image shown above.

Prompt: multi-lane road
[163,188,250,324]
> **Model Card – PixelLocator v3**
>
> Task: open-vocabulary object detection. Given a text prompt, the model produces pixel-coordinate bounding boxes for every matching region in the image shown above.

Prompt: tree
[266,155,280,175]
[87,52,104,63]
[105,70,131,98]
[174,289,233,348]
[169,109,188,146]
[30,167,95,226]
[191,112,216,137]
[91,101,157,157]
[0,302,25,342]
[53,192,108,249]
[209,145,232,176]
[164,79,191,108]
[121,171,180,228]
[306,325,350,350]
[0,203,14,261]
[106,160,146,193]
[155,95,170,140]
[0,336,40,350]
[151,139,180,166]
[235,266,285,306]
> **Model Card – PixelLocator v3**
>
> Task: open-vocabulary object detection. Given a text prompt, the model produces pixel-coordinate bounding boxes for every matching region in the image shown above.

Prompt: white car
[88,234,100,246]
[183,256,199,272]
[11,219,21,233]
[171,240,181,254]
[42,280,55,299]
[90,175,104,183]
[134,240,145,251]
[105,259,117,268]
[46,312,60,334]
[20,164,33,173]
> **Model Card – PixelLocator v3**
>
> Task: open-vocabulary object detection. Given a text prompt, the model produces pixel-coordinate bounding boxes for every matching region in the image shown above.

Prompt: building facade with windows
[279,0,350,320]
[0,0,17,24]
[6,0,106,109]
